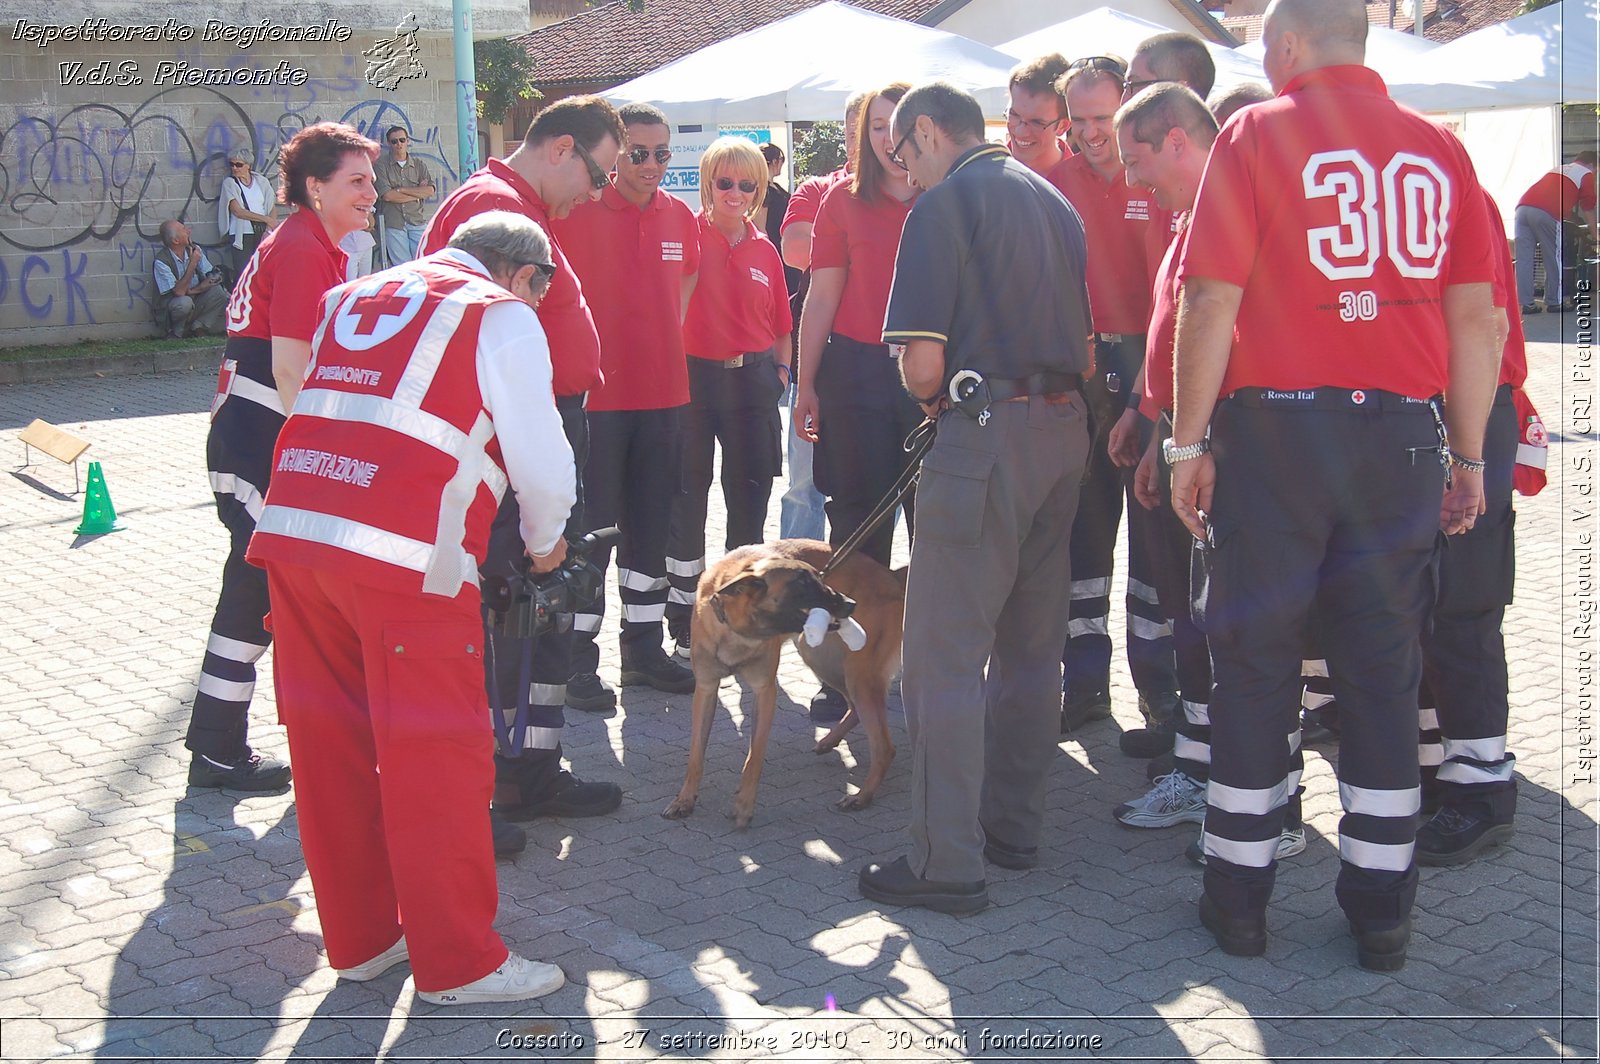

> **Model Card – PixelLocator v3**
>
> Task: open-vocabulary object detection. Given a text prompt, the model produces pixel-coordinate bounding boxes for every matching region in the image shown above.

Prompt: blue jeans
[1514,204,1562,306]
[384,223,425,268]
[779,381,826,540]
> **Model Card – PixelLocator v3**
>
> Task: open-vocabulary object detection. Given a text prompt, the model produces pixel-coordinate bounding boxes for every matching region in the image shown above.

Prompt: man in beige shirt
[375,124,436,266]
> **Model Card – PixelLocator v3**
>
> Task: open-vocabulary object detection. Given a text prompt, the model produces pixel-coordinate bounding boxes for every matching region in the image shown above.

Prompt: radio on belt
[947,369,992,425]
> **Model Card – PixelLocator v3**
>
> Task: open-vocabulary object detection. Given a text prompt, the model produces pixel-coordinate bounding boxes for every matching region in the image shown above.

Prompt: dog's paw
[836,792,872,812]
[662,797,696,820]
[728,802,756,828]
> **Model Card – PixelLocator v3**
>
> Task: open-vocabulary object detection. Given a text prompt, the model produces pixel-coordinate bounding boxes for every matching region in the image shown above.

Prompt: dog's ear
[714,573,768,599]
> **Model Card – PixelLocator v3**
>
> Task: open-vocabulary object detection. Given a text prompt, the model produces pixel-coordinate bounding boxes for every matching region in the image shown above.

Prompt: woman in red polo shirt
[668,137,794,624]
[184,121,379,792]
[793,82,921,568]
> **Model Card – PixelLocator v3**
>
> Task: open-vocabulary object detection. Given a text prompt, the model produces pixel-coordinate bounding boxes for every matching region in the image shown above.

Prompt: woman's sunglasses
[714,177,759,194]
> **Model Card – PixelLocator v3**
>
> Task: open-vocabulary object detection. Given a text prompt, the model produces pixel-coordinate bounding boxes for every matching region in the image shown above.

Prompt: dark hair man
[1052,55,1182,746]
[154,220,228,337]
[420,95,627,856]
[374,124,435,266]
[551,102,701,710]
[1006,53,1071,177]
[1168,0,1499,971]
[1123,32,1217,102]
[857,81,1092,915]
[248,210,575,1006]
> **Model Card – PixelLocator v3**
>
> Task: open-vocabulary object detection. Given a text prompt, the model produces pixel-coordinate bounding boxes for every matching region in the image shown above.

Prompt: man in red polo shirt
[550,103,700,708]
[1514,151,1597,313]
[1005,53,1071,182]
[1168,0,1498,970]
[419,96,625,852]
[1051,55,1179,743]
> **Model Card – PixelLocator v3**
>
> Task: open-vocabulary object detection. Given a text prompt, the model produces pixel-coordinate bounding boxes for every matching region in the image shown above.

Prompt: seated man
[153,221,228,337]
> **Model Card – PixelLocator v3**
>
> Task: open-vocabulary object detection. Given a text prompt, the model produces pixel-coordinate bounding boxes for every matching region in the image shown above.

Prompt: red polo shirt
[683,215,792,361]
[1483,194,1526,388]
[781,168,848,234]
[1180,65,1495,398]
[420,158,602,397]
[226,207,345,341]
[550,186,700,411]
[1518,162,1596,218]
[1050,152,1161,334]
[810,181,916,345]
[1140,216,1188,420]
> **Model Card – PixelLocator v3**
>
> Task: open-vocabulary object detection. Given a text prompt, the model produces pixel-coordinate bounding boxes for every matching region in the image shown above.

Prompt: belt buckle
[725,354,745,368]
[1096,332,1122,344]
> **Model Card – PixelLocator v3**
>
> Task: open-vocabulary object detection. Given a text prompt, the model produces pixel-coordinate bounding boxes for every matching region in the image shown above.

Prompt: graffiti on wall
[0,52,458,329]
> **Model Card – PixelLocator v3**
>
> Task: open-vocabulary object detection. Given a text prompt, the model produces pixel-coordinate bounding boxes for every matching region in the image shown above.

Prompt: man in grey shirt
[152,220,227,337]
[374,125,436,265]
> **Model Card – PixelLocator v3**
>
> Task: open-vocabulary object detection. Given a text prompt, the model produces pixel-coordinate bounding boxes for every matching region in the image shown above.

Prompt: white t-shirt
[219,172,270,249]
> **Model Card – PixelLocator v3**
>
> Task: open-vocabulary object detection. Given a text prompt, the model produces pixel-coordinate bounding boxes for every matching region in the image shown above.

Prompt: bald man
[1168,0,1499,971]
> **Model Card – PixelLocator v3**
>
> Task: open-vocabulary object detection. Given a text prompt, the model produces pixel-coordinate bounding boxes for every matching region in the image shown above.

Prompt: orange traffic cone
[74,461,124,535]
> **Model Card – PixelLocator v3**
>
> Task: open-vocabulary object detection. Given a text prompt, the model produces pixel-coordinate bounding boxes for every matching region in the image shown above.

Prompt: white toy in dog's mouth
[802,607,868,651]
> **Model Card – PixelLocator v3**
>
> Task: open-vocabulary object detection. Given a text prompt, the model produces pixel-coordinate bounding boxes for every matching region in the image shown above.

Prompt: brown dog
[661,539,905,828]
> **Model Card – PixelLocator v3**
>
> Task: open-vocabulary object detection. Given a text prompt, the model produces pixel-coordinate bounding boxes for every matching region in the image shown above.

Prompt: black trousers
[1199,396,1443,932]
[665,354,783,632]
[187,338,280,763]
[571,405,683,671]
[1063,335,1177,706]
[1419,386,1518,821]
[482,394,588,788]
[1148,414,1215,782]
[811,335,924,566]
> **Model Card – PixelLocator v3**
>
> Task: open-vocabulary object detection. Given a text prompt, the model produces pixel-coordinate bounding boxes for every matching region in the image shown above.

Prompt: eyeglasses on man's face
[626,146,673,166]
[714,177,758,194]
[529,260,557,279]
[888,128,915,170]
[573,141,609,190]
[1006,108,1065,133]
[388,136,408,146]
[1123,77,1161,96]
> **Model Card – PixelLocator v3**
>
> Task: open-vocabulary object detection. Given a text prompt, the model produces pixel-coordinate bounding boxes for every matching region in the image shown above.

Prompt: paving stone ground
[0,315,1595,1062]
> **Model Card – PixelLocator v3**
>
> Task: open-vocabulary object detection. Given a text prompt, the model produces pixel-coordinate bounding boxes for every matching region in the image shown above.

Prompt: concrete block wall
[0,3,525,347]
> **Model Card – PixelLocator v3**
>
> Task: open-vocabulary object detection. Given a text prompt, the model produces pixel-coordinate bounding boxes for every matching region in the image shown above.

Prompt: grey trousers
[902,394,1090,883]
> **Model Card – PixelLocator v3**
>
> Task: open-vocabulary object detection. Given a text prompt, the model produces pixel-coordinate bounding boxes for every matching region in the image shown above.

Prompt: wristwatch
[1162,438,1211,465]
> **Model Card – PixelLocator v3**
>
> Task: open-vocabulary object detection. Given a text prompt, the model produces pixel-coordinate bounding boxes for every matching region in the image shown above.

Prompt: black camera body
[485,527,620,641]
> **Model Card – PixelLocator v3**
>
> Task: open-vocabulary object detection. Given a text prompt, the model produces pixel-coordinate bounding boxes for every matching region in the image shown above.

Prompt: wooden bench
[17,419,91,493]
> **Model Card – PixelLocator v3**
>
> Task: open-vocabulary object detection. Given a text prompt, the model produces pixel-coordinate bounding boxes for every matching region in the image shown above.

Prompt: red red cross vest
[248,252,523,596]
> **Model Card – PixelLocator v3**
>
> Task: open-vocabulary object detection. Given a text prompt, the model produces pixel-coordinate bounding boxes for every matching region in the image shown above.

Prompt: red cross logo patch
[333,273,427,350]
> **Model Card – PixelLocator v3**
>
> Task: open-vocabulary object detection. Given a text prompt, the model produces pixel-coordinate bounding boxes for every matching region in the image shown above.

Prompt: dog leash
[818,417,937,578]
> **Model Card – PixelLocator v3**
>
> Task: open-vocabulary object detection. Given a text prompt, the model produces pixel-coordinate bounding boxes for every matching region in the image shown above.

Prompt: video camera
[484,527,622,641]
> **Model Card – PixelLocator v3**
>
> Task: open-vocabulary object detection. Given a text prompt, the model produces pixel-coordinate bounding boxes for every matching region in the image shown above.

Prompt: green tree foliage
[475,39,541,125]
[793,122,846,178]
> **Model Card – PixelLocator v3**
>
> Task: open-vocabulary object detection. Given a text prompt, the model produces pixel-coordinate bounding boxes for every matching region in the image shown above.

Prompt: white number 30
[1303,150,1452,282]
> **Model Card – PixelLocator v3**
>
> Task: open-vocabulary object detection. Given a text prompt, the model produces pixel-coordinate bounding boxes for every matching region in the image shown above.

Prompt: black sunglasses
[888,128,915,170]
[388,136,408,145]
[1123,76,1161,95]
[229,161,249,168]
[626,146,673,165]
[529,260,556,279]
[1066,54,1128,78]
[1006,108,1065,133]
[714,177,758,194]
[573,141,609,190]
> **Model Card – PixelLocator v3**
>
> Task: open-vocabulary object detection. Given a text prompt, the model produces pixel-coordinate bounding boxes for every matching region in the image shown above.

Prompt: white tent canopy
[996,6,1269,95]
[1387,0,1598,111]
[604,1,1018,124]
[1238,25,1439,87]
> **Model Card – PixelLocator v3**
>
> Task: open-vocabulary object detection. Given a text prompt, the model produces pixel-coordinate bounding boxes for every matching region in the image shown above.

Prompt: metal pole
[1414,0,1425,37]
[453,0,480,174]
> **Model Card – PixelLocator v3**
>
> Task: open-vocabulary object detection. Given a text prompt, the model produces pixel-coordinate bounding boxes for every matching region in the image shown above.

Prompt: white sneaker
[1113,771,1207,828]
[415,953,565,1005]
[335,936,408,981]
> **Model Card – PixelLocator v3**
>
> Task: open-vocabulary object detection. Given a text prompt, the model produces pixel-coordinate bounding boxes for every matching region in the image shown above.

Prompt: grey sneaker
[415,953,564,1005]
[1113,771,1207,828]
[1187,825,1307,866]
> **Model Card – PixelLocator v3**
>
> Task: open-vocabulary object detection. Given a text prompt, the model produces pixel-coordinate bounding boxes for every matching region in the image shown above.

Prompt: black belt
[1228,386,1438,412]
[986,371,1085,401]
[697,350,772,369]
